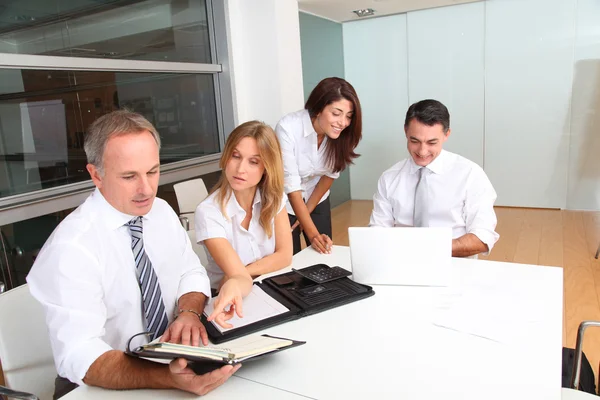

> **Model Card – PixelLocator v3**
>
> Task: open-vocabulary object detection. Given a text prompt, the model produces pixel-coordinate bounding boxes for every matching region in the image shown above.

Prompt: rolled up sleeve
[325,170,340,180]
[465,168,500,255]
[194,202,228,243]
[176,211,211,300]
[275,123,302,194]
[369,174,395,227]
[27,244,113,386]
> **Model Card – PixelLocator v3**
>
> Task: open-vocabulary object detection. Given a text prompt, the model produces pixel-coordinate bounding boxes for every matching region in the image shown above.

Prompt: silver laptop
[348,227,452,286]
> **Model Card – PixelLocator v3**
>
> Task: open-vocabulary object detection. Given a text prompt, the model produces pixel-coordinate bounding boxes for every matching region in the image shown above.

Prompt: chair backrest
[187,230,209,267]
[0,284,55,400]
[173,178,209,215]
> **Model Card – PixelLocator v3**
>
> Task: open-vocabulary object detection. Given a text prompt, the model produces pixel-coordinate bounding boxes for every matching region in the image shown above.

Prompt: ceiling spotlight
[352,8,375,18]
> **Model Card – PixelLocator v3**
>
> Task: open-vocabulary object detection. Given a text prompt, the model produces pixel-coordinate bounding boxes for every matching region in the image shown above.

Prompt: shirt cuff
[326,171,340,180]
[284,176,302,194]
[177,274,212,302]
[469,228,500,256]
[63,339,113,386]
[195,230,226,244]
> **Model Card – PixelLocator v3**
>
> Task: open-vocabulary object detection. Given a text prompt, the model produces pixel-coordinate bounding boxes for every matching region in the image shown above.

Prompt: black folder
[203,265,375,344]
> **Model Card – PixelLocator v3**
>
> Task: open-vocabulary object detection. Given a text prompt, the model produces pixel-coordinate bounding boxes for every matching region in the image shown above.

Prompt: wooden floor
[331,200,600,373]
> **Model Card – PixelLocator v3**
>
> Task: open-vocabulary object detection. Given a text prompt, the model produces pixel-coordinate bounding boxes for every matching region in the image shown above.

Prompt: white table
[63,376,310,399]
[241,245,564,399]
[65,245,564,399]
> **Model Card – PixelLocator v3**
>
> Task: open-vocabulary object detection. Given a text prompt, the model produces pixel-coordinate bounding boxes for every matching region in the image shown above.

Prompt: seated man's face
[405,120,450,167]
[91,130,160,216]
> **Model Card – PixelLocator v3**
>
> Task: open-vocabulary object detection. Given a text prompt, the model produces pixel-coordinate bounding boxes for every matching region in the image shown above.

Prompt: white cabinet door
[484,0,576,208]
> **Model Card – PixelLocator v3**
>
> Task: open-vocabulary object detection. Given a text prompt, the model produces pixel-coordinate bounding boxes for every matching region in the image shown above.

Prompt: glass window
[0,170,222,291]
[0,69,220,198]
[0,0,211,63]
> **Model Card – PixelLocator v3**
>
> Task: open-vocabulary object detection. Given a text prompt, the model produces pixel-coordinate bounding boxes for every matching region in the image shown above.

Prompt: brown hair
[212,121,284,238]
[305,77,362,173]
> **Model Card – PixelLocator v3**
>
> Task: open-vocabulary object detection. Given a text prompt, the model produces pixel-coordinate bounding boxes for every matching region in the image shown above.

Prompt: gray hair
[84,109,161,173]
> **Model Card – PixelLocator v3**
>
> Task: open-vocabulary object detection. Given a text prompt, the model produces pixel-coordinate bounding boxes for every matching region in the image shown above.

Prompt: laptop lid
[348,227,452,286]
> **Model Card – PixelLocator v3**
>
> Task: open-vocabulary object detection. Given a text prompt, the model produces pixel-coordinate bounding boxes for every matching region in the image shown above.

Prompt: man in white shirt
[27,110,245,398]
[370,99,499,257]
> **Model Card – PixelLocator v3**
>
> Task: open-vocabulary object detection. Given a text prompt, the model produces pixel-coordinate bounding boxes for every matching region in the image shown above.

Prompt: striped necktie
[413,167,431,227]
[126,217,169,340]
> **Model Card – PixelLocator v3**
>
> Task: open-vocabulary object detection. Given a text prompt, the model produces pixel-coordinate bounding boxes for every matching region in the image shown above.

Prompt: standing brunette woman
[275,77,362,254]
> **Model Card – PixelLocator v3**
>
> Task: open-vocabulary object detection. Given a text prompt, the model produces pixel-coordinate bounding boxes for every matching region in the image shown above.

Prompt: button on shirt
[369,150,499,254]
[275,109,340,215]
[195,190,286,288]
[26,189,211,385]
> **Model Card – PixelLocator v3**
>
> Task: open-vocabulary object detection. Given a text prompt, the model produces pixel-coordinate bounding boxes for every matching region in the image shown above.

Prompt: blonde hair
[212,121,284,238]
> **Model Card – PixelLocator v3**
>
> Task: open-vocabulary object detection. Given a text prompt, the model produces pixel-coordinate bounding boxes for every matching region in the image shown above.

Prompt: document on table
[432,284,546,344]
[203,285,290,333]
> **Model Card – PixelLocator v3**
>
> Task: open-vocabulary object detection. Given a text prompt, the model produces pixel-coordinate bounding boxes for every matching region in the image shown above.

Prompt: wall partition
[343,0,599,210]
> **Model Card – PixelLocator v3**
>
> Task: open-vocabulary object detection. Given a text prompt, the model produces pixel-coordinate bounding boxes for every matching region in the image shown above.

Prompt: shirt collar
[408,149,449,175]
[224,188,262,219]
[90,188,153,230]
[301,109,317,138]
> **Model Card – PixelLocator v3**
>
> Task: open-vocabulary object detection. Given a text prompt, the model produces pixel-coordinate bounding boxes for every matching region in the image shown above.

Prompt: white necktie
[413,167,431,227]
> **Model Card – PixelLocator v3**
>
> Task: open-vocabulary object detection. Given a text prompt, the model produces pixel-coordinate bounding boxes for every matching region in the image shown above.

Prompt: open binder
[203,265,375,343]
[126,332,305,370]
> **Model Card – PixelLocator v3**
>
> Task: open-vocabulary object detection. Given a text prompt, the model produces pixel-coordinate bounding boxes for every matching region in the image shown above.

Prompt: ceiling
[297,0,481,22]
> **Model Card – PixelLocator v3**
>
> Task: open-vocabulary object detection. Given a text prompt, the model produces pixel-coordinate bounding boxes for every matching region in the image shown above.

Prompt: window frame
[0,0,234,226]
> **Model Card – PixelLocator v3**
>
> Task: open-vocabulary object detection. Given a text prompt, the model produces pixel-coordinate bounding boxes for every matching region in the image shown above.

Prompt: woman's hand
[310,233,332,254]
[207,278,245,329]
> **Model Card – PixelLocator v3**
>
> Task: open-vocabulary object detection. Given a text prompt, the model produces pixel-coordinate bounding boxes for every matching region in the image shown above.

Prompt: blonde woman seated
[195,121,292,322]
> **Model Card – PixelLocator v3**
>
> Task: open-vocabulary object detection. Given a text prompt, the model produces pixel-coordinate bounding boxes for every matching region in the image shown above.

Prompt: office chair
[560,321,600,399]
[187,230,209,267]
[173,178,208,230]
[0,285,56,400]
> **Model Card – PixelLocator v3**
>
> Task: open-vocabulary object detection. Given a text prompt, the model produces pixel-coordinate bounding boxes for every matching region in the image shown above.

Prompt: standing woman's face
[313,99,354,140]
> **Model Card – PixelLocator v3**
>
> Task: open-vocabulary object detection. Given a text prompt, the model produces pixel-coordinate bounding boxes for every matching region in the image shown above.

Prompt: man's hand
[310,233,332,254]
[160,312,208,346]
[169,358,240,396]
[207,278,245,329]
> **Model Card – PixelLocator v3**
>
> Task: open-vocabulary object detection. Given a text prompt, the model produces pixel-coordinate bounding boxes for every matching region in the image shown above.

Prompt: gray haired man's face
[86,130,160,216]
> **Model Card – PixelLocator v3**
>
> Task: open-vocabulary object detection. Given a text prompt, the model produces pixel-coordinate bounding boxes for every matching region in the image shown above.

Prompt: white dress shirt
[275,109,340,215]
[26,189,211,385]
[370,150,499,254]
[195,189,286,288]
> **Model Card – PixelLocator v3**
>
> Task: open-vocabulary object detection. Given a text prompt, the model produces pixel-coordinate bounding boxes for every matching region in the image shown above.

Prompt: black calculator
[292,264,352,284]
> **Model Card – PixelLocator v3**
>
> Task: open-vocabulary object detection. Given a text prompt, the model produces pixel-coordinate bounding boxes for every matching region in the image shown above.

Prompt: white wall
[567,0,600,210]
[342,0,600,210]
[225,0,304,128]
[343,14,409,200]
[407,2,485,167]
[484,0,575,209]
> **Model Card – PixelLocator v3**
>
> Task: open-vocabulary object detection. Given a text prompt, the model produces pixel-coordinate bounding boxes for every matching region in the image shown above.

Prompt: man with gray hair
[27,110,250,397]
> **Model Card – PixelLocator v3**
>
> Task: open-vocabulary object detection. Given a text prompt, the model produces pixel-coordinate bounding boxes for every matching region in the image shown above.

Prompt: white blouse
[275,109,340,215]
[195,189,286,288]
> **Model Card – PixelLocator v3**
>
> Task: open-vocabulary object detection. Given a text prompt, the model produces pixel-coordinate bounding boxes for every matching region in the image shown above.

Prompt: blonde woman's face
[225,137,265,193]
